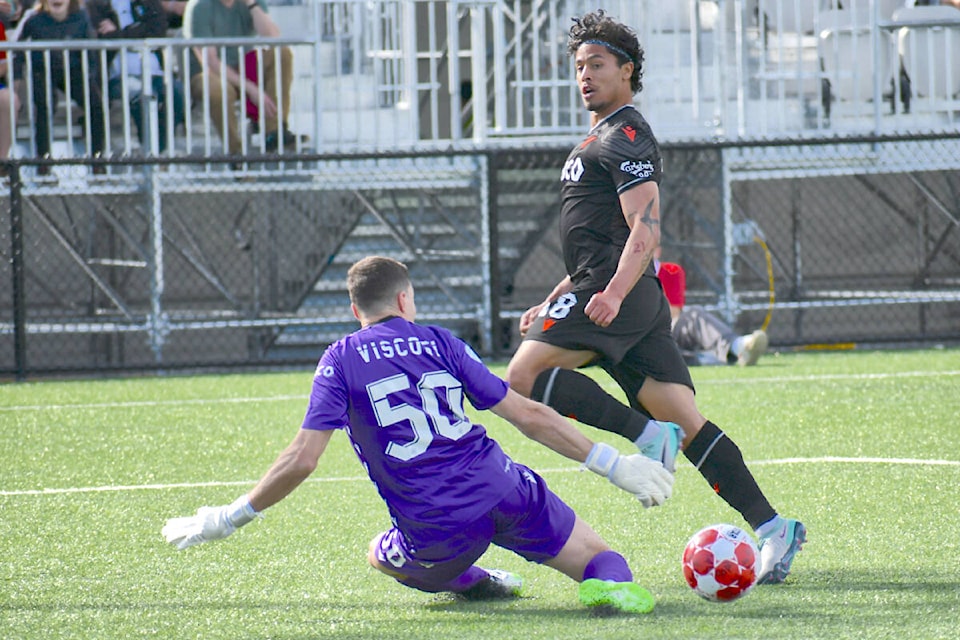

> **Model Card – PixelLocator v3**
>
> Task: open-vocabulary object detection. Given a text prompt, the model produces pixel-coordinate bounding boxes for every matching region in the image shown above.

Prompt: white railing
[1,0,958,168]
[2,37,320,166]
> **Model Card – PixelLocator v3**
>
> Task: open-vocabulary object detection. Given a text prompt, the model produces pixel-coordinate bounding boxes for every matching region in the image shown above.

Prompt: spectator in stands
[183,0,302,154]
[160,0,186,30]
[657,260,769,367]
[12,0,39,40]
[14,0,106,172]
[0,0,23,171]
[87,0,185,153]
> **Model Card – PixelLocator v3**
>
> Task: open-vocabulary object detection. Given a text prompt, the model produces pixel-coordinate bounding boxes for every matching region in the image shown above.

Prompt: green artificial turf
[1,349,958,639]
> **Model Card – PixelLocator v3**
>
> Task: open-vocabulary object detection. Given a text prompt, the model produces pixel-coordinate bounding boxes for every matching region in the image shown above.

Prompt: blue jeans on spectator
[108,75,185,153]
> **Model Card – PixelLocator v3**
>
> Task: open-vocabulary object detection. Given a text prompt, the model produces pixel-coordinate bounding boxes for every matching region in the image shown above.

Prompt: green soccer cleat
[459,569,524,600]
[578,579,655,615]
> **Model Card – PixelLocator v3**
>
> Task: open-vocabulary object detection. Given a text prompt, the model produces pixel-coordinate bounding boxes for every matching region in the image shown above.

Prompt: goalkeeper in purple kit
[163,256,674,615]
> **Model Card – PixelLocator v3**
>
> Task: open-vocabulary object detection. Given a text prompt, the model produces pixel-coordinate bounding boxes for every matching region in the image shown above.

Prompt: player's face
[574,43,633,121]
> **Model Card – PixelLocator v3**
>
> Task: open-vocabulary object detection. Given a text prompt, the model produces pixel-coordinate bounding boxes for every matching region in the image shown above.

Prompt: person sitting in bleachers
[159,0,186,31]
[87,0,185,153]
[183,0,302,155]
[13,0,106,173]
[0,0,23,172]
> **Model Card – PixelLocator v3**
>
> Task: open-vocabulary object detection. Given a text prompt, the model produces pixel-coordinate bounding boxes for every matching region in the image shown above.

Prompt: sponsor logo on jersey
[314,362,335,377]
[561,156,585,182]
[622,125,637,142]
[619,159,655,179]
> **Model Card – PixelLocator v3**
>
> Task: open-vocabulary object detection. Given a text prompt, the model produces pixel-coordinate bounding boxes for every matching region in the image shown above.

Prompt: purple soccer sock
[583,550,633,583]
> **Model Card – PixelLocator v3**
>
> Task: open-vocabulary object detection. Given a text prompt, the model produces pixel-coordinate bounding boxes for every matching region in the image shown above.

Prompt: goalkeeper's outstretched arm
[162,428,332,550]
[247,428,332,511]
[490,388,673,507]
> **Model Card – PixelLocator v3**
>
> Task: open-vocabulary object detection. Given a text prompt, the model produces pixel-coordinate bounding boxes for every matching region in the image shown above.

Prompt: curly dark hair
[566,9,644,94]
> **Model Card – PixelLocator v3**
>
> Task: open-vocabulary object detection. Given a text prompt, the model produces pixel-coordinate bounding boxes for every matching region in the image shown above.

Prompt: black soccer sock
[530,367,652,442]
[683,420,777,530]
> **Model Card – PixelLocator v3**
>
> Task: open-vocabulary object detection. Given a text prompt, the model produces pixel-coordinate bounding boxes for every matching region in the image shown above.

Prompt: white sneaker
[459,568,524,600]
[737,330,768,366]
[757,519,807,584]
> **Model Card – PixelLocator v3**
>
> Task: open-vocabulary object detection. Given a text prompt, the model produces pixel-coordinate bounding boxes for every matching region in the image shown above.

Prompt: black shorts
[523,275,693,407]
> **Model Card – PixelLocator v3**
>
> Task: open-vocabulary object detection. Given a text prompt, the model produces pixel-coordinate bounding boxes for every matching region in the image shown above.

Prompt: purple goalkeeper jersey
[301,317,519,545]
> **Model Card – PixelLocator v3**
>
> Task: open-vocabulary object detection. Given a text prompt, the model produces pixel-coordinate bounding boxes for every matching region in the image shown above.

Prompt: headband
[583,39,634,64]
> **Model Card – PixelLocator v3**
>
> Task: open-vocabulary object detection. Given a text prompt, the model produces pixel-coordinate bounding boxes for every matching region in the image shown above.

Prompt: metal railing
[1,0,958,166]
[3,37,319,165]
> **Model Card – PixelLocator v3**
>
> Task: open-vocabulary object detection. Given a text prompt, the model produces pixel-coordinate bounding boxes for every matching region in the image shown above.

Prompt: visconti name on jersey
[356,337,442,363]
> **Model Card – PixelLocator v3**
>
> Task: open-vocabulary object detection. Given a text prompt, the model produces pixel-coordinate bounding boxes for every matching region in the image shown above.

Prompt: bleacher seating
[2,0,959,173]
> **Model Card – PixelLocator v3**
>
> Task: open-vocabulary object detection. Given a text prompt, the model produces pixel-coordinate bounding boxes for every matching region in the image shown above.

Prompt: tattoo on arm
[625,200,659,257]
[638,200,660,234]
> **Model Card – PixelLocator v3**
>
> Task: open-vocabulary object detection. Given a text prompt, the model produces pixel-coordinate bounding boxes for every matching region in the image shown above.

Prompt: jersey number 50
[368,371,472,461]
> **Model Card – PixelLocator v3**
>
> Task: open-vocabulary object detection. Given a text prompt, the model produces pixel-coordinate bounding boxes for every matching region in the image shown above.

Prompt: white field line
[0,395,304,412]
[1,369,959,412]
[697,369,960,385]
[1,457,957,497]
[1,368,957,496]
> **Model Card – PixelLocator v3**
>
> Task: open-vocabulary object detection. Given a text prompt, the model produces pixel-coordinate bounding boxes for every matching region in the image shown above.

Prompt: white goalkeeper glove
[162,496,260,550]
[584,442,674,508]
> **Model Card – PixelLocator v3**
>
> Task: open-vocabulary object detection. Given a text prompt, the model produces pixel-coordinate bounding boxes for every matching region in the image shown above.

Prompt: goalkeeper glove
[162,495,260,550]
[584,442,674,508]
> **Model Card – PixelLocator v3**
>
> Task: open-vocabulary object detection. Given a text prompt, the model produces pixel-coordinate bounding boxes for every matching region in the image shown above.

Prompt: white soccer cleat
[737,330,768,366]
[757,518,807,584]
[458,568,524,600]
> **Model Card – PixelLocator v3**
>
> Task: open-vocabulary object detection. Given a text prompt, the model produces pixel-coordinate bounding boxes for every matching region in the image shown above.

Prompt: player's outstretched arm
[490,389,672,506]
[162,428,333,550]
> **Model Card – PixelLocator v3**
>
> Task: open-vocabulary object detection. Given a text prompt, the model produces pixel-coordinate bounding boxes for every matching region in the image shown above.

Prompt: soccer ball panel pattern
[681,524,759,602]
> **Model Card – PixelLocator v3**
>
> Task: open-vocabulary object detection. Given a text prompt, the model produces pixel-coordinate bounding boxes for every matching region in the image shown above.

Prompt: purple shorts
[372,464,575,587]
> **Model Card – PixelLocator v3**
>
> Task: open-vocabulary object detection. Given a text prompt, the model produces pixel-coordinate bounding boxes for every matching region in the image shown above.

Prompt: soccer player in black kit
[504,10,805,584]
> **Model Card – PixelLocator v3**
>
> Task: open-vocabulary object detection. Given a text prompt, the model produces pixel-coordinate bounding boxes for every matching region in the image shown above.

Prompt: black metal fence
[2,134,959,378]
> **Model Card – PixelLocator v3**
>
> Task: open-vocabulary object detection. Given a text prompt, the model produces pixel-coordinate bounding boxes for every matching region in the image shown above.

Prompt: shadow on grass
[4,569,958,639]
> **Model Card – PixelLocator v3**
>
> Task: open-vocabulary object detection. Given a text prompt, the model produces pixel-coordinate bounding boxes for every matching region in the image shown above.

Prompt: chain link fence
[2,134,959,377]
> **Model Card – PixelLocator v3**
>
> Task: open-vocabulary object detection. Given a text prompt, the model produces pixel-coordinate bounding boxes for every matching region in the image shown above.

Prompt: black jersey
[558,105,662,291]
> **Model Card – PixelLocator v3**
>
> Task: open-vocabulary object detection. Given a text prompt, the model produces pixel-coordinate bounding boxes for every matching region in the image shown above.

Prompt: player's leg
[544,516,654,615]
[494,464,654,614]
[636,377,806,583]
[504,338,595,397]
[505,294,677,466]
[367,526,521,599]
[606,320,805,584]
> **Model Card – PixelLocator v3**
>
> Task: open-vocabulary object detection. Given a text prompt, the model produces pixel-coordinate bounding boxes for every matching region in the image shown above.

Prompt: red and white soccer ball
[682,523,759,602]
